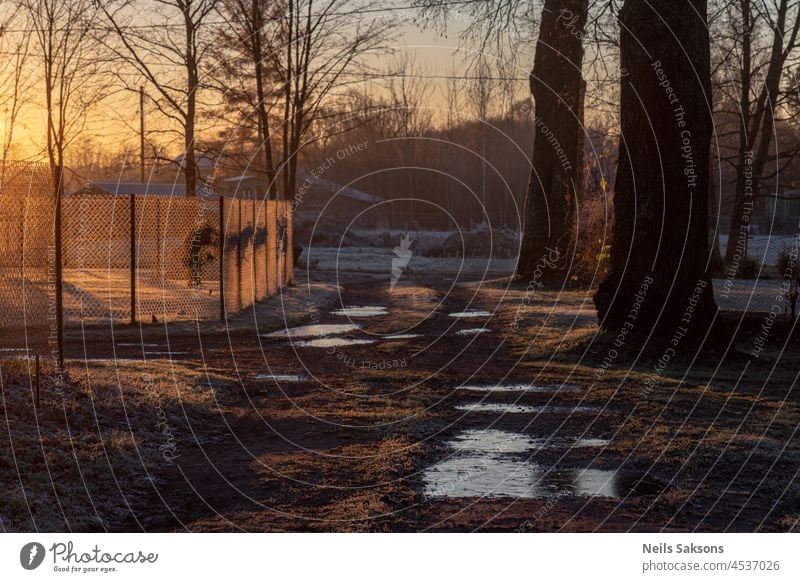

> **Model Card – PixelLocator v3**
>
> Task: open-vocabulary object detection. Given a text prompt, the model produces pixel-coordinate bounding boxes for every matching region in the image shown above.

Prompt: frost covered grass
[0,359,222,531]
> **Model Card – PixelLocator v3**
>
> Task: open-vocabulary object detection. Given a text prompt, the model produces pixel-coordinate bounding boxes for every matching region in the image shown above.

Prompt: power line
[0,0,485,34]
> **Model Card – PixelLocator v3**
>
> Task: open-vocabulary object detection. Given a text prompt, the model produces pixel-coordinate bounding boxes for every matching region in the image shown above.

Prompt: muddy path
[78,270,799,532]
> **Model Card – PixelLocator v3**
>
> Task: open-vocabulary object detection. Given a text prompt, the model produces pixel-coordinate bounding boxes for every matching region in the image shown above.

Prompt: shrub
[735,255,760,279]
[572,193,613,284]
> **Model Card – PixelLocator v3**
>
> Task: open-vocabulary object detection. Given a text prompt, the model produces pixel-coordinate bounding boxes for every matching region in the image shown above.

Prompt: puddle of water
[255,373,308,382]
[457,383,578,393]
[424,458,657,500]
[69,358,145,363]
[293,338,376,348]
[456,403,542,414]
[424,456,540,499]
[449,430,610,453]
[382,333,423,340]
[448,310,492,318]
[331,306,388,317]
[263,324,360,339]
[575,438,611,447]
[450,430,540,453]
[456,403,602,414]
[455,328,491,336]
[144,351,188,356]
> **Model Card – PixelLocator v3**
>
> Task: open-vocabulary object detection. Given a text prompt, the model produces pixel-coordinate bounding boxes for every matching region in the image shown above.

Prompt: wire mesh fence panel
[136,196,220,322]
[253,200,267,302]
[265,201,279,295]
[282,200,294,285]
[276,201,289,288]
[222,197,242,315]
[62,193,132,325]
[0,162,55,358]
[239,200,257,309]
[714,231,800,319]
[3,179,293,352]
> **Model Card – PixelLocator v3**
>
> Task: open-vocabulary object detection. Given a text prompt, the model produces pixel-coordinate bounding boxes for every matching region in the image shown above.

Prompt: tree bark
[515,0,587,280]
[593,0,719,342]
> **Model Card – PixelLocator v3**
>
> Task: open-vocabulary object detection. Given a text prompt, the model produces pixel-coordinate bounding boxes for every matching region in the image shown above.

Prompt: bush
[572,194,613,284]
[734,255,760,279]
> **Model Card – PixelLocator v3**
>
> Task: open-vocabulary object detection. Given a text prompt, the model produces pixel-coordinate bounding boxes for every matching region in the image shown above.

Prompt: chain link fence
[714,232,800,319]
[0,161,56,361]
[1,162,294,368]
[64,192,292,326]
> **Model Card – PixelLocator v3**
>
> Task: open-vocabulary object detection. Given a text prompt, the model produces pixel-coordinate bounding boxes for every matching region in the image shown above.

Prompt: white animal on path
[390,235,414,290]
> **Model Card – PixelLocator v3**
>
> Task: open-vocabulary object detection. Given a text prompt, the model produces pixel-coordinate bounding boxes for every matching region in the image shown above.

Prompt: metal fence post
[252,199,257,301]
[264,194,271,297]
[34,354,40,409]
[54,165,64,372]
[219,196,225,321]
[130,193,136,324]
[237,199,243,311]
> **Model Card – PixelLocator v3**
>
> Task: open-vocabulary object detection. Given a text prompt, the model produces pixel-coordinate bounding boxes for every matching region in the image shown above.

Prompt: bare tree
[101,0,220,196]
[0,2,32,163]
[385,54,434,225]
[213,0,281,198]
[215,0,394,200]
[712,0,800,265]
[467,56,496,222]
[20,0,107,186]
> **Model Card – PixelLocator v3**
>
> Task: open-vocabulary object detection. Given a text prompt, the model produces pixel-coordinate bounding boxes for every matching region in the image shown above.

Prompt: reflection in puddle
[424,458,657,500]
[449,430,610,453]
[70,358,147,363]
[455,328,491,336]
[422,428,640,500]
[449,310,492,318]
[451,430,540,453]
[457,383,578,393]
[575,438,612,447]
[263,324,360,338]
[332,306,388,317]
[456,403,602,414]
[382,333,423,340]
[293,338,376,348]
[255,373,308,382]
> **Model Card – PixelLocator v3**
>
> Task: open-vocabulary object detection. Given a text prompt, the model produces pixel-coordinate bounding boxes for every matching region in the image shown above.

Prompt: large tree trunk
[515,0,587,280]
[594,0,718,342]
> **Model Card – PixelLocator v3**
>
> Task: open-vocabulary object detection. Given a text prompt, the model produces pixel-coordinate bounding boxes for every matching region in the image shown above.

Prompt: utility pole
[140,86,145,183]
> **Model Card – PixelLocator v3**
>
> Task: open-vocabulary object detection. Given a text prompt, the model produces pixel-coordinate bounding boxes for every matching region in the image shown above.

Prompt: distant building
[219,175,269,199]
[71,181,204,197]
[295,172,387,228]
[217,172,388,226]
[748,190,800,234]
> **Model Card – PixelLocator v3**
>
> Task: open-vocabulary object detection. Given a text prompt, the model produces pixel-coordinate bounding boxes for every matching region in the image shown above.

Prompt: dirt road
[50,270,800,532]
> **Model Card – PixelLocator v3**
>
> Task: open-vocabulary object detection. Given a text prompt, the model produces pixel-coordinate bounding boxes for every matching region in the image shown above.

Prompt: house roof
[297,173,383,204]
[218,172,384,204]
